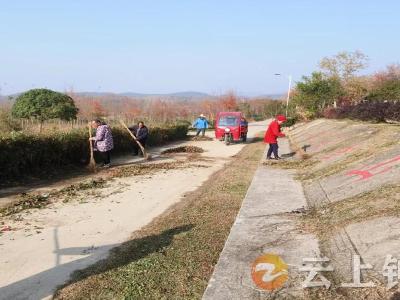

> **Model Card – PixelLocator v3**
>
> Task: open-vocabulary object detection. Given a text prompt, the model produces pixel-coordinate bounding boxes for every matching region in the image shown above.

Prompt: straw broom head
[87,122,97,172]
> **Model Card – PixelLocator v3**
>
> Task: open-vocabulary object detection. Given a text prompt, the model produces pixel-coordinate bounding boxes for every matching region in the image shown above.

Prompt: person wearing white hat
[193,114,209,136]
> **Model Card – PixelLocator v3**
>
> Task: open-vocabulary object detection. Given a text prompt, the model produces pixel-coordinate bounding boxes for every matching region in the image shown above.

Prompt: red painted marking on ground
[321,146,354,160]
[312,135,346,153]
[346,155,400,181]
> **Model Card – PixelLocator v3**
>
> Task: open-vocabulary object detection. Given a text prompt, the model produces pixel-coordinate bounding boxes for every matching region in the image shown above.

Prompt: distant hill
[0,91,213,105]
[254,93,285,100]
[75,91,211,100]
[0,90,284,103]
[0,95,12,103]
[120,91,210,98]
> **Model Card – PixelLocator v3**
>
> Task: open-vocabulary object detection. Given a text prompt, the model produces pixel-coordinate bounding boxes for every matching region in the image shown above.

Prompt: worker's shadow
[0,224,194,300]
[60,224,194,286]
[281,152,296,158]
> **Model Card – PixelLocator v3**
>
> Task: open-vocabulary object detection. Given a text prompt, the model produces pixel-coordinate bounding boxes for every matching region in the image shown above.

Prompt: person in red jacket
[264,115,287,160]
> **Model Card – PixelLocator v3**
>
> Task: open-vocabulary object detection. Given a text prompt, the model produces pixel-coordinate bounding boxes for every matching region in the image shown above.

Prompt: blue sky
[0,0,399,96]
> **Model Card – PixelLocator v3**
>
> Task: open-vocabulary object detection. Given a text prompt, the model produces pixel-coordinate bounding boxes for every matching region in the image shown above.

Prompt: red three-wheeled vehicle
[214,112,248,145]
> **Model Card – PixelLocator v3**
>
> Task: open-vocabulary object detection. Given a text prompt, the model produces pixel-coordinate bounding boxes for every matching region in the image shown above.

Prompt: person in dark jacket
[129,121,149,156]
[264,115,287,160]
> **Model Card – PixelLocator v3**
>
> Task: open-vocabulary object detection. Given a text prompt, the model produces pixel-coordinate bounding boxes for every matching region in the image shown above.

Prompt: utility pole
[274,74,292,117]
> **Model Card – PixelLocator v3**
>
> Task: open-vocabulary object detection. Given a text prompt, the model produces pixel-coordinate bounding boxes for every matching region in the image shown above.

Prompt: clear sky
[1,0,399,96]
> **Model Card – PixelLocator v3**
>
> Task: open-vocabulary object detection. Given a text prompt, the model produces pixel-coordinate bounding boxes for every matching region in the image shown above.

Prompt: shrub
[382,101,400,121]
[0,125,188,183]
[0,108,21,133]
[325,101,400,123]
[252,115,265,121]
[281,116,298,127]
[291,72,344,118]
[322,107,339,119]
[366,80,400,101]
[12,89,78,132]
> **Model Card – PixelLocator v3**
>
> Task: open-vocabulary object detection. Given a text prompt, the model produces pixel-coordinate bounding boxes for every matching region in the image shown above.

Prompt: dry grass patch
[301,184,400,238]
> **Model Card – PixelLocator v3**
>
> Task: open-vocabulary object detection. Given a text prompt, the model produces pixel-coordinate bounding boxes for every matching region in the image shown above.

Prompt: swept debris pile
[161,145,204,154]
[263,158,319,170]
[191,136,213,141]
[0,160,202,218]
[109,161,188,177]
[0,178,107,217]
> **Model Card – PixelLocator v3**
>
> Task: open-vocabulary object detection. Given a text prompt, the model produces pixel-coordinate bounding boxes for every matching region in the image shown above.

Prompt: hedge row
[0,125,188,182]
[323,101,400,123]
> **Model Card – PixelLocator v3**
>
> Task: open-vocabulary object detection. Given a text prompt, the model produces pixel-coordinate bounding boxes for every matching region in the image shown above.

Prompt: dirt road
[0,121,268,300]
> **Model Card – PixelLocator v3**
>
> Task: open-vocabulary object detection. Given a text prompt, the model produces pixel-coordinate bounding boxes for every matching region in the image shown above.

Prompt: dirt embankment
[277,119,400,300]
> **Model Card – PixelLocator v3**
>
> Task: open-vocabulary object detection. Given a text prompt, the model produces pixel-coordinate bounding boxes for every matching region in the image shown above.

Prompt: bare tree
[319,50,369,80]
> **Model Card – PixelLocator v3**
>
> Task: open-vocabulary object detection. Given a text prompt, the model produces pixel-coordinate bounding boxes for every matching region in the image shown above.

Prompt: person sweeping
[264,114,287,160]
[128,121,149,156]
[89,119,114,167]
[193,114,209,136]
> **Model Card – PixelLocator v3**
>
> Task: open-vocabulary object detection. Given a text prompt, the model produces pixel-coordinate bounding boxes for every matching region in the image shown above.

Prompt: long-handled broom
[87,123,97,172]
[119,120,152,160]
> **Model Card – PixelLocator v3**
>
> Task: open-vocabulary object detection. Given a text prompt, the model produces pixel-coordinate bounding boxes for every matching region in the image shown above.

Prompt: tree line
[0,89,285,134]
[290,51,400,122]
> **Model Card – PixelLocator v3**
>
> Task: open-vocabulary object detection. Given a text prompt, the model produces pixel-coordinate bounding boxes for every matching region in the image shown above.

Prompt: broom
[119,120,152,160]
[87,123,97,172]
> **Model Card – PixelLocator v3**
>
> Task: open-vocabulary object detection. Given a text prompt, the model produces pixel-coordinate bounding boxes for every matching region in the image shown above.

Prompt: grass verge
[54,139,265,300]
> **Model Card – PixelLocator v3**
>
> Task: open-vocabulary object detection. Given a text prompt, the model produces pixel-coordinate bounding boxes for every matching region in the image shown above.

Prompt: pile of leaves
[190,136,213,141]
[161,146,204,154]
[110,161,187,177]
[0,193,50,217]
[0,178,107,217]
[60,178,107,195]
[263,158,318,169]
